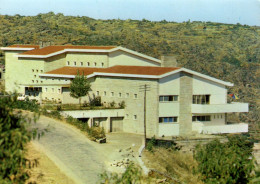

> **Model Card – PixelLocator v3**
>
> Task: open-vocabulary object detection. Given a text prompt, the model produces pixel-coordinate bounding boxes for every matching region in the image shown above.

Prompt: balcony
[191,102,248,114]
[192,122,248,134]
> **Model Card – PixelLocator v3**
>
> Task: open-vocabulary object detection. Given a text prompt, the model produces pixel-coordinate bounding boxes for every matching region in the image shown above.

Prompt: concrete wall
[108,50,160,67]
[5,51,45,93]
[90,76,159,136]
[179,72,193,135]
[66,52,108,68]
[158,123,179,136]
[44,53,66,72]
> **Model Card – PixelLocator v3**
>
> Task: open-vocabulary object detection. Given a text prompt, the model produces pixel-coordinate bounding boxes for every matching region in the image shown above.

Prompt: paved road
[31,115,106,184]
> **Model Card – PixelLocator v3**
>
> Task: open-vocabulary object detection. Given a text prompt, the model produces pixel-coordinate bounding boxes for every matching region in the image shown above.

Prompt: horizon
[1,0,259,26]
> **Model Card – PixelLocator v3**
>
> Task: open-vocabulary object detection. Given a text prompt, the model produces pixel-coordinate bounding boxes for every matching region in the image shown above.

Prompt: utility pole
[139,84,150,148]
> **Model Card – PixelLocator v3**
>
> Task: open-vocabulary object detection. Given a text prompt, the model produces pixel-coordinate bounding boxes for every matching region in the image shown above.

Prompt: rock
[119,149,122,152]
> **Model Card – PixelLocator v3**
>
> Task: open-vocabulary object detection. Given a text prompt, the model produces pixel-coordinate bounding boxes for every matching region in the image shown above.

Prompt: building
[1,44,249,137]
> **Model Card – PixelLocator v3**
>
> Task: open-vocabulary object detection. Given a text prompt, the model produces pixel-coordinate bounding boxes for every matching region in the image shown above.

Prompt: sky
[0,0,259,26]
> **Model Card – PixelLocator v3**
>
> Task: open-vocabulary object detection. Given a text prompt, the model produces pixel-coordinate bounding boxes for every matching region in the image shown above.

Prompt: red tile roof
[20,45,116,55]
[7,44,40,49]
[45,65,180,77]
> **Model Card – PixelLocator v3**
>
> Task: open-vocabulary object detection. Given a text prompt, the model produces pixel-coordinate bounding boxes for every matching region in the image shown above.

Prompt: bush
[118,101,126,108]
[146,136,156,152]
[89,94,102,107]
[194,135,255,184]
[88,127,105,140]
[109,101,116,108]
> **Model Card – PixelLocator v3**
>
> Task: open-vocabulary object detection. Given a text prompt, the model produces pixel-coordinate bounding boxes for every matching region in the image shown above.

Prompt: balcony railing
[191,102,248,114]
[192,122,248,134]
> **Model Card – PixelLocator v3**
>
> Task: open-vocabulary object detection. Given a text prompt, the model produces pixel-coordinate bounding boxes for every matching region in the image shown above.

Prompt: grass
[143,148,203,184]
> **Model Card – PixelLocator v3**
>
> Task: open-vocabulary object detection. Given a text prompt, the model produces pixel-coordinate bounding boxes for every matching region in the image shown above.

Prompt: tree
[70,71,91,106]
[194,135,255,184]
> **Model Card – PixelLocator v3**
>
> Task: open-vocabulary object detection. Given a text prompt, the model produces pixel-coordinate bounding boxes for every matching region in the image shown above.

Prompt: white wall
[193,76,227,104]
[158,123,179,136]
[108,50,160,67]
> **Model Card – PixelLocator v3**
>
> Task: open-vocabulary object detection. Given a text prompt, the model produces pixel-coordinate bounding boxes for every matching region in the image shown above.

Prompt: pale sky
[1,0,259,26]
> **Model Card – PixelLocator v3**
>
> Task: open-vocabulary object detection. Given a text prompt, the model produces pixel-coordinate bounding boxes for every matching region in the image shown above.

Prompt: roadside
[26,142,75,184]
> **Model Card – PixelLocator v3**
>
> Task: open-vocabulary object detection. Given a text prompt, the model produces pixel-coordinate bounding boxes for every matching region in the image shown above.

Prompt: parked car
[17,94,26,101]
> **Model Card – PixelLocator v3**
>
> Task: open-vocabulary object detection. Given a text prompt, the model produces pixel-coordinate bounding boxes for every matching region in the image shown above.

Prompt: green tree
[70,71,91,106]
[194,135,255,184]
[0,95,40,183]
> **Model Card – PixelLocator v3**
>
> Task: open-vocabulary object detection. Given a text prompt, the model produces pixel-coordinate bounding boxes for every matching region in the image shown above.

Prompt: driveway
[30,114,143,184]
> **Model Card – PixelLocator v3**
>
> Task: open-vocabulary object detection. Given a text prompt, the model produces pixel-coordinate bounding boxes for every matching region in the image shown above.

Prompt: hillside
[0,12,259,137]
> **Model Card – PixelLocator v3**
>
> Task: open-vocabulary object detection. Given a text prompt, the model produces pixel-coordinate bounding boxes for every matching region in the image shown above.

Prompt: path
[31,115,106,184]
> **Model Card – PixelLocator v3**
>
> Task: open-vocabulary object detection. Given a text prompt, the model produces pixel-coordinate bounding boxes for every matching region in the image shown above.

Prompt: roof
[20,45,116,55]
[45,65,180,76]
[1,44,162,64]
[40,65,233,86]
[1,44,39,51]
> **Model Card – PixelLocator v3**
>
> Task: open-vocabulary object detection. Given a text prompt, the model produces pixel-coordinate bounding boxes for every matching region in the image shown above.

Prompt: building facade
[1,44,249,137]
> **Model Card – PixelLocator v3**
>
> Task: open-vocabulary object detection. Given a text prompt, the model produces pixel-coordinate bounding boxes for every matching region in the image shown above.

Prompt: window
[80,62,83,66]
[87,62,90,66]
[104,91,107,96]
[193,95,210,104]
[101,63,104,67]
[41,70,43,73]
[111,92,114,97]
[94,62,97,66]
[159,117,178,123]
[36,69,38,72]
[96,91,99,96]
[74,61,77,66]
[159,95,178,102]
[32,69,34,72]
[67,61,70,65]
[34,75,36,78]
[126,93,129,98]
[134,94,137,99]
[32,80,34,83]
[192,116,211,122]
[119,93,122,97]
[52,88,54,93]
[134,115,137,120]
[126,114,129,119]
[58,89,61,94]
[36,80,38,83]
[45,88,48,92]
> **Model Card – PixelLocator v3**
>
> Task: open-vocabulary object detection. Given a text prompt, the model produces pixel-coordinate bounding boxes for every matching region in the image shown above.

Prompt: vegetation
[69,71,91,106]
[0,95,40,183]
[0,13,258,138]
[194,135,255,184]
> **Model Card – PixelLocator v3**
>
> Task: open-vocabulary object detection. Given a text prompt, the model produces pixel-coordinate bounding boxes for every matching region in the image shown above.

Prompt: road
[31,115,106,184]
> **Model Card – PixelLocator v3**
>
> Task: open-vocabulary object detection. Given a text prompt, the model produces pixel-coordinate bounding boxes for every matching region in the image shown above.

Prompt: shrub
[146,136,156,152]
[99,162,144,183]
[109,101,116,108]
[194,135,255,184]
[89,94,102,107]
[88,127,105,140]
[118,101,126,108]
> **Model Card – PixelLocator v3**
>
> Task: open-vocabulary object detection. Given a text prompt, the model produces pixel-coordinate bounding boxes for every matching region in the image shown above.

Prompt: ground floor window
[192,115,211,122]
[159,117,178,123]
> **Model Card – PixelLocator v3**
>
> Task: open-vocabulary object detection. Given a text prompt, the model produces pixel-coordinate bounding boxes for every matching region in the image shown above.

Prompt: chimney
[161,56,178,67]
[38,41,53,48]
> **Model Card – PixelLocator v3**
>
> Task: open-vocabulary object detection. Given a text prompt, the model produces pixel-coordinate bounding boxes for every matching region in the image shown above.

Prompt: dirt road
[32,116,106,184]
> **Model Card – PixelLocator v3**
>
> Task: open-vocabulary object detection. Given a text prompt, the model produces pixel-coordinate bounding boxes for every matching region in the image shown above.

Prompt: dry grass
[25,142,75,184]
[143,148,204,184]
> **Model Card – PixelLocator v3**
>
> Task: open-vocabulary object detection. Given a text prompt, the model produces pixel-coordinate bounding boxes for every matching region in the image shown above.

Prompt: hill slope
[0,12,259,137]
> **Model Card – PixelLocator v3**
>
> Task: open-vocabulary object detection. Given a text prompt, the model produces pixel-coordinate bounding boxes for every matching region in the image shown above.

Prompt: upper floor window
[159,117,178,123]
[192,116,211,122]
[101,63,104,67]
[133,115,137,120]
[159,95,178,102]
[119,93,122,97]
[80,62,83,66]
[111,92,114,97]
[96,91,100,96]
[126,93,129,98]
[104,91,107,96]
[134,94,138,99]
[193,95,210,104]
[87,62,90,66]
[32,69,34,72]
[94,62,97,67]
[67,61,70,65]
[74,61,77,66]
